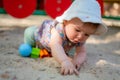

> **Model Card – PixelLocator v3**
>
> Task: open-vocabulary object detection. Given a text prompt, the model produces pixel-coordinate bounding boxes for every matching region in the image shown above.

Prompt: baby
[24,0,107,75]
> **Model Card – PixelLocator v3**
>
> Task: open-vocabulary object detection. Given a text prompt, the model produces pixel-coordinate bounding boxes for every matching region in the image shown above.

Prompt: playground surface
[0,14,120,80]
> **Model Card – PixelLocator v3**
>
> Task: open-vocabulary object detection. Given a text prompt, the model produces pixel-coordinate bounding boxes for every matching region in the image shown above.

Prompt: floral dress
[34,20,84,53]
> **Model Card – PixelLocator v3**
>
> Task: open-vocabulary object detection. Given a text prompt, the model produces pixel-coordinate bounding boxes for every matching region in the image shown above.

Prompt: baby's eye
[75,29,80,32]
[85,34,89,36]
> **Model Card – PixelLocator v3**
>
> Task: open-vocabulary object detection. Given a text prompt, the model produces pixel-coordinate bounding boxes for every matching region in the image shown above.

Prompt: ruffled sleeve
[55,23,65,40]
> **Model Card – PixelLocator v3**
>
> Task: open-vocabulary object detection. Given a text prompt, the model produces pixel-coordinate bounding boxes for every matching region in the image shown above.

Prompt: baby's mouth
[70,39,79,43]
[73,41,79,43]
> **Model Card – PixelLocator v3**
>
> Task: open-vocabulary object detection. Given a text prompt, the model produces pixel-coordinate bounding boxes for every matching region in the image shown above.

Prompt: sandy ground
[0,14,120,80]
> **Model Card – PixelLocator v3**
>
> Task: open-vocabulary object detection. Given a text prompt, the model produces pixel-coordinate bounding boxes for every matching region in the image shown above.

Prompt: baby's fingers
[75,65,81,71]
[69,69,74,75]
[60,67,64,75]
[74,69,79,76]
[60,67,68,75]
[61,68,79,76]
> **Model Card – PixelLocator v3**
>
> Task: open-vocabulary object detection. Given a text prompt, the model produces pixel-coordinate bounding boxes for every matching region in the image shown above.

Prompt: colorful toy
[18,43,32,57]
[30,48,51,58]
[3,0,36,18]
[19,43,51,58]
[30,48,40,58]
[40,49,51,58]
[45,0,72,18]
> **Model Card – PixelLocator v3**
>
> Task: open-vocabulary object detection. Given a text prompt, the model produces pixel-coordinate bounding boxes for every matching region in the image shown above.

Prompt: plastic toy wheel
[45,0,72,18]
[3,0,36,18]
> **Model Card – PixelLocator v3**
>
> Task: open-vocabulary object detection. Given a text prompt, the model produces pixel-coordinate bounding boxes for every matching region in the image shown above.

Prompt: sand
[0,14,120,80]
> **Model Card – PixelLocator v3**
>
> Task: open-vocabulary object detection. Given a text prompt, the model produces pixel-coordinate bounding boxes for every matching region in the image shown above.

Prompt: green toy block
[30,55,39,58]
[30,48,40,58]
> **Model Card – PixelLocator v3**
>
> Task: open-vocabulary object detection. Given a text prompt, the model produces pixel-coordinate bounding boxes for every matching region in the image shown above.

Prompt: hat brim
[94,23,108,35]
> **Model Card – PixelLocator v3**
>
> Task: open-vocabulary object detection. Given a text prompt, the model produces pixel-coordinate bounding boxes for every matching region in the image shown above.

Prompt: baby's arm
[73,45,86,71]
[50,28,79,75]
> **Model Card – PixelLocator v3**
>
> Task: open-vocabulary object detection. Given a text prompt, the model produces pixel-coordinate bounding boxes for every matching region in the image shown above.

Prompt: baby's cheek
[80,38,87,42]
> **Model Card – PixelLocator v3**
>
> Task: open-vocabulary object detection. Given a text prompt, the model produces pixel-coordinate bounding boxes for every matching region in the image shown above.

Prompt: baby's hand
[60,60,79,75]
[73,59,81,71]
[73,57,84,71]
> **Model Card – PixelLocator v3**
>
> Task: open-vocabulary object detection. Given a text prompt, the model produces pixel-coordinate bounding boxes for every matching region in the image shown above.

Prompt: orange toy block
[40,49,50,58]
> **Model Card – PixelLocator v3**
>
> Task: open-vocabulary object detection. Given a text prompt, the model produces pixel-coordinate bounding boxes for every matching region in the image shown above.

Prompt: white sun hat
[55,0,108,35]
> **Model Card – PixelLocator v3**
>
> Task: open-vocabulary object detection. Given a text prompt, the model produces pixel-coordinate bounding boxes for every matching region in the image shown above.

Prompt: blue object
[18,43,32,57]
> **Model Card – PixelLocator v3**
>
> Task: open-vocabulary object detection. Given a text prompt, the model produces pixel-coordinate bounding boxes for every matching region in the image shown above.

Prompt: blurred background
[0,0,120,20]
[104,0,120,17]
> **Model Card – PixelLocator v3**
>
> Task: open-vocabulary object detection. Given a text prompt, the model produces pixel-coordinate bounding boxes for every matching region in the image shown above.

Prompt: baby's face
[64,18,97,43]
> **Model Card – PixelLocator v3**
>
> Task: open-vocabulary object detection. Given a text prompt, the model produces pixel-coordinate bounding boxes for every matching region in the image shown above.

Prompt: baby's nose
[77,33,84,39]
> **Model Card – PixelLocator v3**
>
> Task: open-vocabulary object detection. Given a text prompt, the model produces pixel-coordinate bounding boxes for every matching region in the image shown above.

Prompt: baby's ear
[63,20,68,26]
